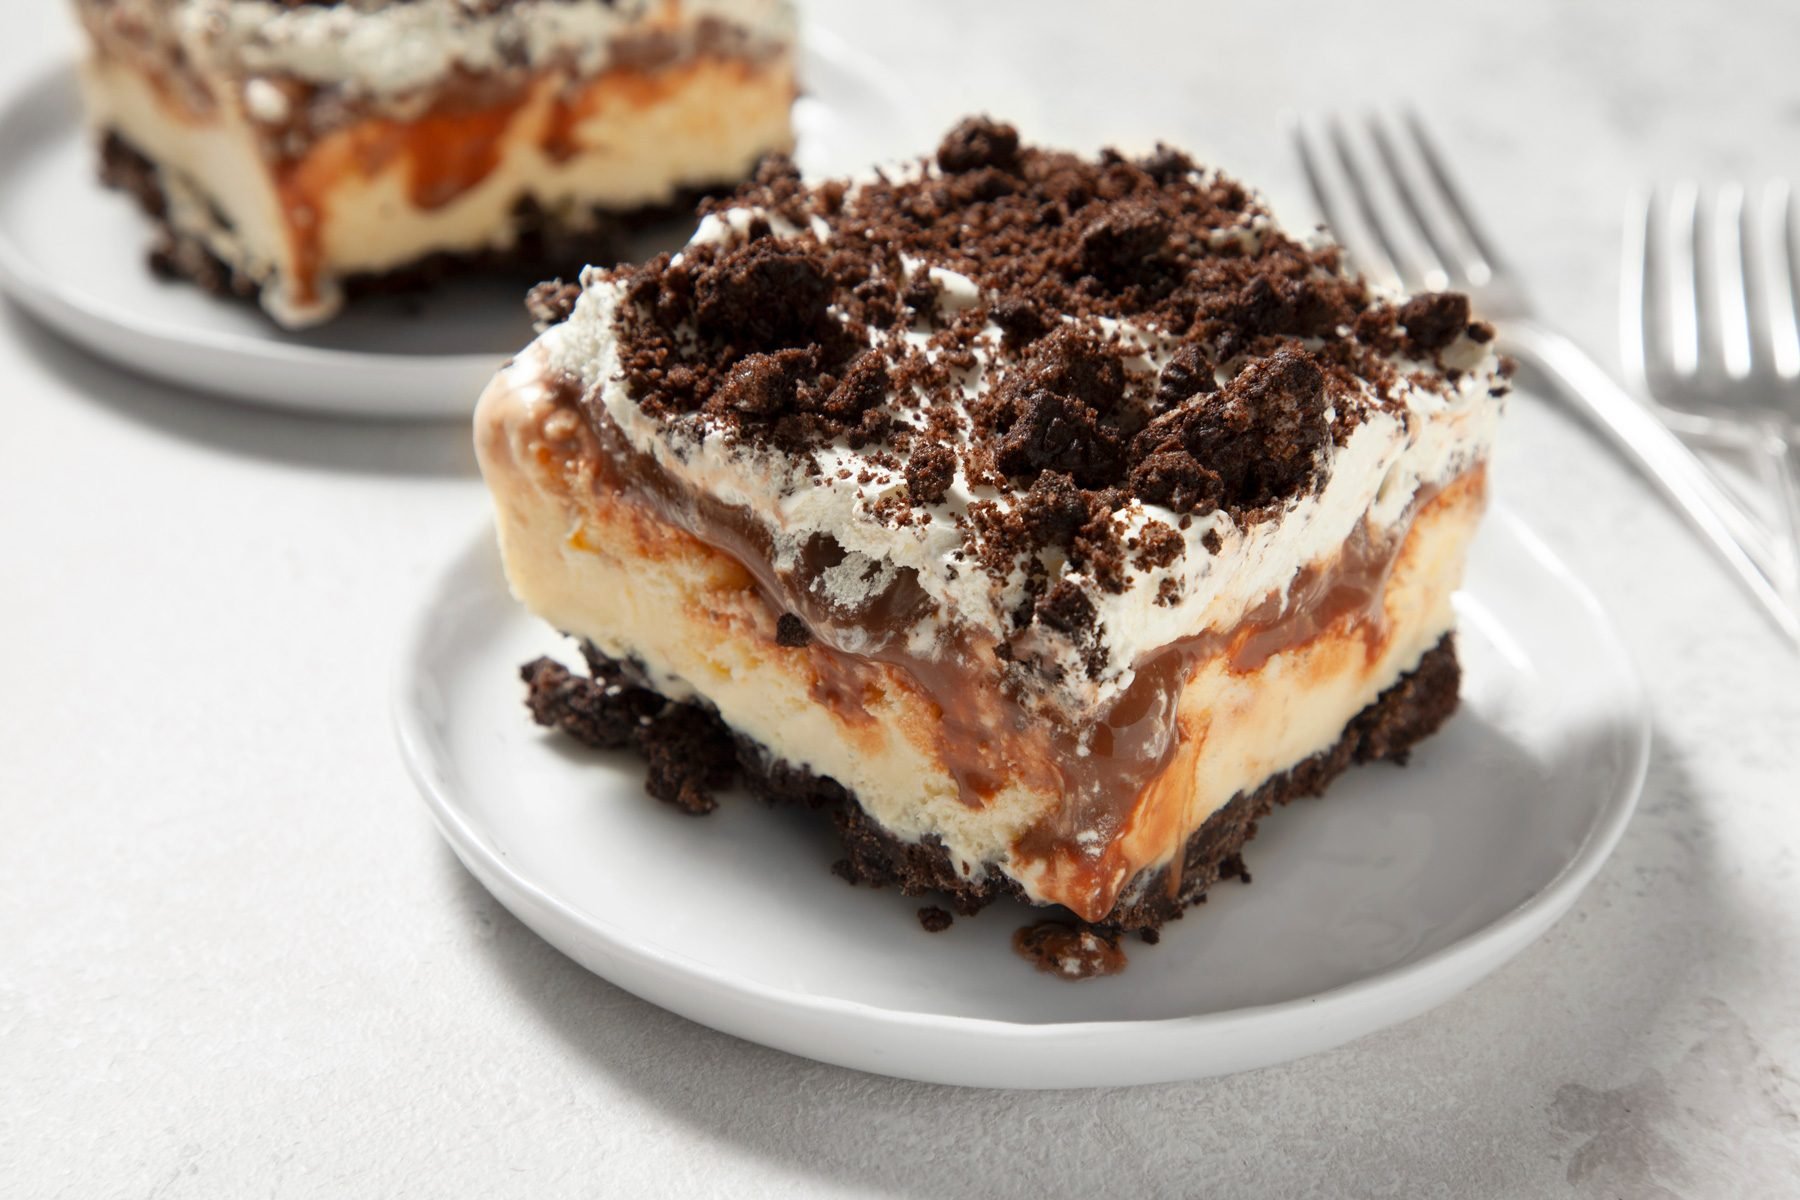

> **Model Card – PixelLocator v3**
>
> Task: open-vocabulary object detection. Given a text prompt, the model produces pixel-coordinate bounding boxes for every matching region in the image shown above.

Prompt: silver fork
[1292,112,1799,646]
[1623,182,1800,617]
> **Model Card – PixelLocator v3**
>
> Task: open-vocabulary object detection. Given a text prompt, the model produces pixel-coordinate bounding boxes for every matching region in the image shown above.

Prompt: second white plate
[0,30,920,419]
[393,507,1649,1089]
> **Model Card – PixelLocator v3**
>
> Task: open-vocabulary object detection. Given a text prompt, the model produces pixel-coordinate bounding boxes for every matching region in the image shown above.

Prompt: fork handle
[1500,320,1800,646]
[1757,415,1800,601]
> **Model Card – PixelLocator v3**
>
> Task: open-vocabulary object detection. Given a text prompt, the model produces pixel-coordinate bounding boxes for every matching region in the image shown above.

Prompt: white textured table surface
[6,3,1800,1196]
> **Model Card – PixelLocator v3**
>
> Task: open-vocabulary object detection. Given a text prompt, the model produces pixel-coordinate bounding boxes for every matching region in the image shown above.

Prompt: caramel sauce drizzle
[274,86,530,308]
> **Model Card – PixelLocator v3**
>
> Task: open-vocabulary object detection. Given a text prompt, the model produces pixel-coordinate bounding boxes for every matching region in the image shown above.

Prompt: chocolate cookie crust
[521,634,1460,938]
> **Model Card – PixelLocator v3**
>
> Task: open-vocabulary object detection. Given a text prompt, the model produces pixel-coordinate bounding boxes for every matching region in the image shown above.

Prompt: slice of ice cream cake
[475,119,1508,944]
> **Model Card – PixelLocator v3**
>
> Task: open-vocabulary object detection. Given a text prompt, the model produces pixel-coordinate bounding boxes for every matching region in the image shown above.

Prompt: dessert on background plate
[474,119,1509,970]
[70,0,797,328]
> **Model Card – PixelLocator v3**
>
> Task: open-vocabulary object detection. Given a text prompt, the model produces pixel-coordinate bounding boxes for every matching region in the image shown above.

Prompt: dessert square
[71,0,798,326]
[475,120,1508,953]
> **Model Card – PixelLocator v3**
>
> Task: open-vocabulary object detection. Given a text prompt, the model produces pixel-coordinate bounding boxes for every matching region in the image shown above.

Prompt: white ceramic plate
[394,507,1648,1088]
[0,30,919,419]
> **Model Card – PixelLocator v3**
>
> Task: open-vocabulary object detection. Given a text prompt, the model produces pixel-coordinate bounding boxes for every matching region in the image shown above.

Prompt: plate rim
[392,504,1651,1065]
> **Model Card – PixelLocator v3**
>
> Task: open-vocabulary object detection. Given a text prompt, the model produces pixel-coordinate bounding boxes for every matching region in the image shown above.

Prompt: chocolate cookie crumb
[1076,200,1171,283]
[1131,520,1184,571]
[917,906,954,932]
[1398,292,1472,353]
[990,296,1049,348]
[775,613,812,647]
[1013,920,1127,980]
[902,271,940,319]
[521,656,655,750]
[1137,144,1195,184]
[637,707,734,815]
[1173,348,1331,512]
[936,116,1021,173]
[1035,578,1098,637]
[1130,449,1222,516]
[694,240,832,348]
[1155,342,1216,408]
[521,652,733,816]
[993,387,1123,486]
[904,443,958,505]
[525,279,581,330]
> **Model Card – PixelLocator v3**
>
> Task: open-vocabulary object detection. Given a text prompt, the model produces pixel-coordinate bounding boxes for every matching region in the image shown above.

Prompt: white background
[5,2,1800,1196]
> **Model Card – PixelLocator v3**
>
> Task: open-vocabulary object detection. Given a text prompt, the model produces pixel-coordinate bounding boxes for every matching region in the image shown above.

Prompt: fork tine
[1289,118,1349,259]
[1761,182,1800,381]
[1666,181,1703,378]
[1398,110,1506,289]
[1366,113,1454,292]
[1289,117,1402,291]
[1323,117,1418,291]
[1713,183,1755,380]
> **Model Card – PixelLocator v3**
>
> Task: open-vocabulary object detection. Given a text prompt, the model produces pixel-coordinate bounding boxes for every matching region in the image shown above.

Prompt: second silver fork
[1293,113,1800,645]
[1624,182,1800,610]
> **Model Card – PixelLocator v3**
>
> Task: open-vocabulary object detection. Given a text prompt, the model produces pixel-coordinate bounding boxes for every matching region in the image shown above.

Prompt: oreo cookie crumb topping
[775,613,812,647]
[576,121,1496,656]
